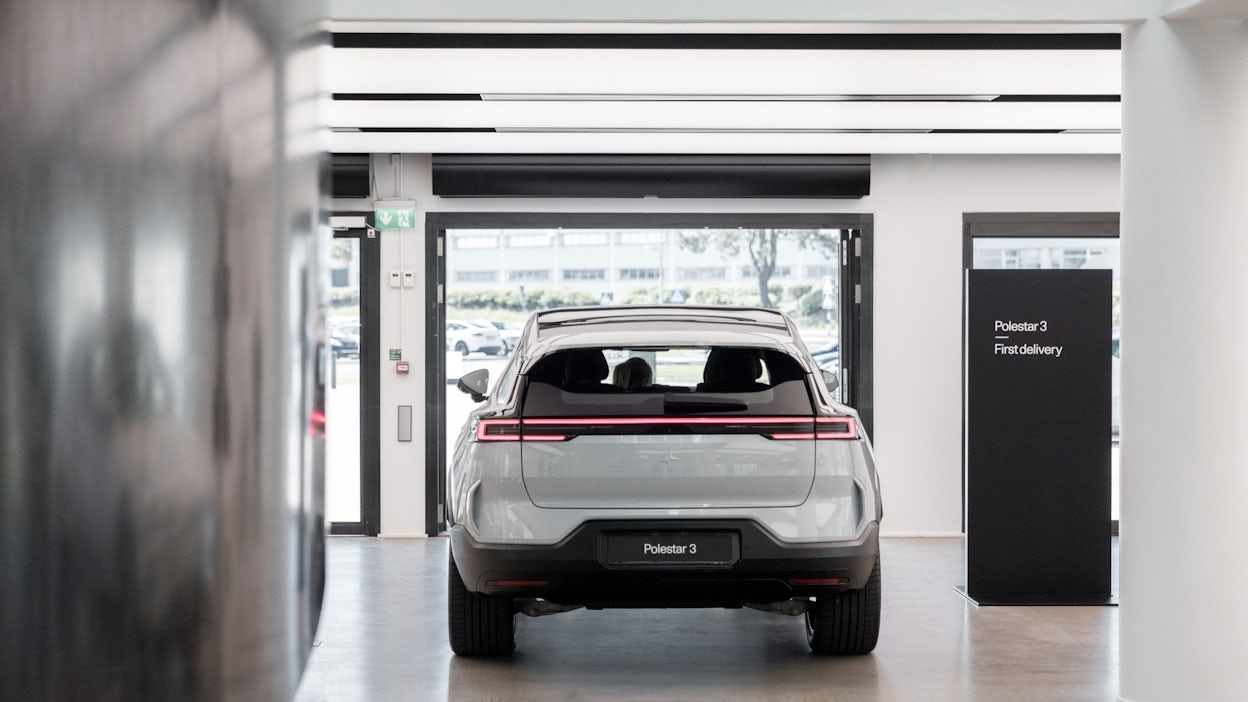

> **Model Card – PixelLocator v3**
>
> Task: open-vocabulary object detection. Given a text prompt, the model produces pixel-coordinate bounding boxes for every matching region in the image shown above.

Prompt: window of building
[563,269,606,280]
[741,265,792,278]
[455,236,499,249]
[619,268,661,280]
[562,232,609,246]
[805,265,835,279]
[509,269,551,282]
[677,267,727,281]
[507,233,553,248]
[618,231,663,245]
[455,270,498,283]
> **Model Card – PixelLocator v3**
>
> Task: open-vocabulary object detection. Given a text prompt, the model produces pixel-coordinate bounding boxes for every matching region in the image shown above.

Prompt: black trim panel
[992,94,1120,102]
[333,93,483,101]
[449,520,879,605]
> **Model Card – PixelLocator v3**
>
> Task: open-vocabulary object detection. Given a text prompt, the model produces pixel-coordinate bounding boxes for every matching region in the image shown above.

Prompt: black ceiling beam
[431,154,871,199]
[333,33,1120,51]
[330,153,370,198]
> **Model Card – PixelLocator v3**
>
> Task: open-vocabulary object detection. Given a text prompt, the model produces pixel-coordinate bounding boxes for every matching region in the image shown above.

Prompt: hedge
[447,287,598,312]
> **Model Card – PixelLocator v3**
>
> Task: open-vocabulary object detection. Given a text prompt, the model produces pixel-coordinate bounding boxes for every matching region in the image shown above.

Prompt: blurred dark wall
[0,1,327,700]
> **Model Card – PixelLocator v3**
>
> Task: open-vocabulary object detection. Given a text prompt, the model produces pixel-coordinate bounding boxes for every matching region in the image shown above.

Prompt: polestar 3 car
[447,306,882,656]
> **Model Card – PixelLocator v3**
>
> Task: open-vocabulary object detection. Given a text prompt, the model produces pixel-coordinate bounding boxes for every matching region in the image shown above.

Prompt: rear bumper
[449,519,878,606]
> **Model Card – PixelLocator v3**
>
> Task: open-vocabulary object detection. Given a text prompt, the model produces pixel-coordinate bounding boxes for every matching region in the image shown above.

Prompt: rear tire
[806,552,881,655]
[448,550,516,656]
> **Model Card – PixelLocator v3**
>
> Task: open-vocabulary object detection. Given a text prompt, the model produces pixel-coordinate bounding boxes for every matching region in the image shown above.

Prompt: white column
[374,154,428,536]
[1120,18,1248,702]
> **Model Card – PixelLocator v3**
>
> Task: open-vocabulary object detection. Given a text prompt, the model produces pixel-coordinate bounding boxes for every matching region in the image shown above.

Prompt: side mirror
[821,370,840,394]
[457,368,489,402]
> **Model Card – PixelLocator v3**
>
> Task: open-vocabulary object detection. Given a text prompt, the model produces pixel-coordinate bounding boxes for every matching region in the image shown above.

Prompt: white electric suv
[447,306,882,656]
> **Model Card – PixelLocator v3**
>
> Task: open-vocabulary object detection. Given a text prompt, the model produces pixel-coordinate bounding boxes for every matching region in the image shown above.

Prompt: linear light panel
[329,130,1121,154]
[327,100,1120,131]
[324,48,1121,96]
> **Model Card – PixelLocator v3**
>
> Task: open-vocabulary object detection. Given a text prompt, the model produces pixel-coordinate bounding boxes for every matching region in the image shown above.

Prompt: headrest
[703,348,762,383]
[563,349,609,384]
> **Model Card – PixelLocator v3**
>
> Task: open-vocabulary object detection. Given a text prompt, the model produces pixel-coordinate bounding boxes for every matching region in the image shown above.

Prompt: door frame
[961,212,1120,533]
[425,211,874,536]
[328,227,382,536]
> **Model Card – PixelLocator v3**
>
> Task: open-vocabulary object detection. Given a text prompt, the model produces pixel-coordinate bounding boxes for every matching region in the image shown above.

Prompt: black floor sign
[964,269,1113,605]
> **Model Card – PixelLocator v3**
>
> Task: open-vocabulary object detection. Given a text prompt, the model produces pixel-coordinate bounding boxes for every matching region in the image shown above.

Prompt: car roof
[520,305,806,361]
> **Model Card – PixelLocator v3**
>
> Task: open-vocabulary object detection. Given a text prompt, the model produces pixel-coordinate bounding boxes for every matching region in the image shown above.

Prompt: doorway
[327,228,381,535]
[425,213,873,535]
[962,213,1120,524]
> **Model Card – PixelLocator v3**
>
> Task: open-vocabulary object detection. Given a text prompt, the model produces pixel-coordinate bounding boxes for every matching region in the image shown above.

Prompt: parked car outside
[329,322,359,358]
[447,305,882,657]
[476,319,522,353]
[446,319,505,356]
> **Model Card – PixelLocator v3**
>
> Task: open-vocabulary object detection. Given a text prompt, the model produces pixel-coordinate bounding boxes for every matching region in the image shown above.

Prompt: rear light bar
[476,416,857,442]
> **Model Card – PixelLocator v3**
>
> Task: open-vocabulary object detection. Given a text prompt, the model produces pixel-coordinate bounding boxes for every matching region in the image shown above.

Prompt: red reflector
[309,410,327,438]
[790,577,849,586]
[486,580,549,588]
[815,416,858,439]
[476,419,567,442]
[476,419,521,441]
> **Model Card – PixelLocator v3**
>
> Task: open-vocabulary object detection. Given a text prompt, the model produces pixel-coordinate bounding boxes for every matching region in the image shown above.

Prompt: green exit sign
[372,207,416,229]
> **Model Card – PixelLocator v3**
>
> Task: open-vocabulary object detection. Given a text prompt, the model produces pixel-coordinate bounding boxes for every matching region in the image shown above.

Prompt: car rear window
[520,346,814,417]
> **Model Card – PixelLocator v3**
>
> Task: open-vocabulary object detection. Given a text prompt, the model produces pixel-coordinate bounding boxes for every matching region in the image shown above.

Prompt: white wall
[370,152,1120,537]
[869,154,1120,534]
[375,224,428,536]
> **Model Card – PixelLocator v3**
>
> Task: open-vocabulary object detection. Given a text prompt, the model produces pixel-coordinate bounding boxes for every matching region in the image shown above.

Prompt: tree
[676,228,840,308]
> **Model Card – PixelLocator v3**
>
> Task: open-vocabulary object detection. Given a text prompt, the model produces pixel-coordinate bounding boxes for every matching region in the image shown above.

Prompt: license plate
[602,531,739,567]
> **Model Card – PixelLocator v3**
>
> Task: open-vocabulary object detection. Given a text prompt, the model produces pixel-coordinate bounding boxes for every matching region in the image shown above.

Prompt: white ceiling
[325,33,1122,155]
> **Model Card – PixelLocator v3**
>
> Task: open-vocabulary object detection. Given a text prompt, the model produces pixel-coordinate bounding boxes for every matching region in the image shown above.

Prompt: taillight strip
[523,416,817,426]
[476,416,858,442]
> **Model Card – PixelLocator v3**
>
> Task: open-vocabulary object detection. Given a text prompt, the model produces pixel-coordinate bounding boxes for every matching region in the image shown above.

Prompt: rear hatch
[510,346,820,509]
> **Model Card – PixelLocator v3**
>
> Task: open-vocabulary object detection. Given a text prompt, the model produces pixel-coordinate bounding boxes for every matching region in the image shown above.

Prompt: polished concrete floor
[294,536,1118,702]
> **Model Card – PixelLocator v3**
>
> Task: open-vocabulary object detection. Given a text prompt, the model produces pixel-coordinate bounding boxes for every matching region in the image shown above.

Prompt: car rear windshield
[520,346,814,417]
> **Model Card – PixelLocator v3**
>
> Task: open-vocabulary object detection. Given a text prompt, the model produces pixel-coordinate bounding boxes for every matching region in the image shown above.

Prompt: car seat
[696,348,769,393]
[561,349,621,392]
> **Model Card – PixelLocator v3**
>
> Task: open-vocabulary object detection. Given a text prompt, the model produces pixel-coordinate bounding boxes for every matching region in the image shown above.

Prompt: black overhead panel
[333,33,1121,50]
[431,154,871,199]
[331,153,371,198]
